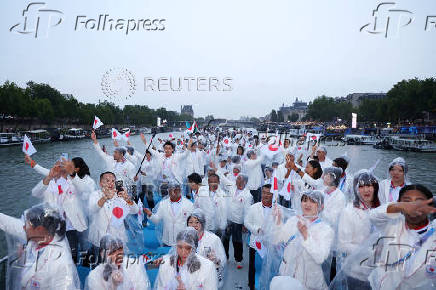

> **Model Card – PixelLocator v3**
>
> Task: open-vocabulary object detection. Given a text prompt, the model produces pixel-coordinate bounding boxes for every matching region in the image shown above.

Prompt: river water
[0,134,435,262]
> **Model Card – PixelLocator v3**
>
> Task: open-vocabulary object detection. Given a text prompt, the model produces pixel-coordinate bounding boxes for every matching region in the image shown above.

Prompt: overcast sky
[1,0,435,119]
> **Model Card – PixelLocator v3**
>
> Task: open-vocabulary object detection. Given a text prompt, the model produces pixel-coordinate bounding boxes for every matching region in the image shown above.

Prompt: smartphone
[60,153,68,161]
[116,180,123,193]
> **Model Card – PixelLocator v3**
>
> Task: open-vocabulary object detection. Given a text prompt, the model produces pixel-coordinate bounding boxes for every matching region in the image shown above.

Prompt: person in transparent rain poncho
[144,181,194,247]
[378,157,411,205]
[331,184,436,290]
[332,156,353,203]
[88,171,140,254]
[334,170,382,290]
[31,161,88,264]
[91,131,136,188]
[262,191,334,290]
[155,227,218,290]
[85,235,151,290]
[320,167,346,229]
[0,203,81,289]
[186,209,227,288]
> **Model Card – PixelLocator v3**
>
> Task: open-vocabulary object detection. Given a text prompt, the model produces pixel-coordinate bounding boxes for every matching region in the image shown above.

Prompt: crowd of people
[0,127,435,290]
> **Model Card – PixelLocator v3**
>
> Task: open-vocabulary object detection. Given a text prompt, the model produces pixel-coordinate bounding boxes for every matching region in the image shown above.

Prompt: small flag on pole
[22,134,37,156]
[122,129,131,141]
[111,128,122,140]
[92,116,104,129]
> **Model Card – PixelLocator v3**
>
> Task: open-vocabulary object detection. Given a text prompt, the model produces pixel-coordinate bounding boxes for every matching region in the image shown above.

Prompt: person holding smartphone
[88,171,138,263]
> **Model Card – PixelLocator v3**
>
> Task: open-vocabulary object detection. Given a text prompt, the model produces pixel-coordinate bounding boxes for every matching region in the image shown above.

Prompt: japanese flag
[122,129,131,141]
[222,137,230,146]
[22,134,37,156]
[112,128,122,140]
[92,116,104,129]
[279,175,294,201]
[110,199,128,228]
[271,171,280,202]
[254,236,266,258]
[261,137,280,159]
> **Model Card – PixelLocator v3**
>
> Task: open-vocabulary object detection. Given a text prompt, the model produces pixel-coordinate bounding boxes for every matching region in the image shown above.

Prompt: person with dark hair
[216,169,253,269]
[333,157,353,201]
[337,170,381,288]
[289,159,324,193]
[91,131,136,186]
[271,191,334,290]
[378,157,411,204]
[85,235,151,289]
[148,138,191,186]
[24,155,96,195]
[207,173,228,237]
[320,167,346,228]
[245,149,265,203]
[311,145,333,170]
[0,203,81,289]
[144,182,194,246]
[184,140,205,179]
[88,171,138,253]
[236,145,248,163]
[137,149,156,210]
[156,227,218,289]
[244,184,274,290]
[187,209,227,288]
[368,184,436,289]
[188,172,216,230]
[31,162,88,263]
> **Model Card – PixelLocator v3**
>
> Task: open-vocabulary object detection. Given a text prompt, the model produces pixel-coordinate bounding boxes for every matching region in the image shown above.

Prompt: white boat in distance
[64,128,86,140]
[0,133,22,146]
[390,136,436,152]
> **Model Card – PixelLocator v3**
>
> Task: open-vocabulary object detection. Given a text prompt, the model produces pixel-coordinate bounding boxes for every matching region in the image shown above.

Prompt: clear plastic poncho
[187,209,227,288]
[0,203,81,290]
[258,191,335,290]
[154,227,218,289]
[85,235,151,290]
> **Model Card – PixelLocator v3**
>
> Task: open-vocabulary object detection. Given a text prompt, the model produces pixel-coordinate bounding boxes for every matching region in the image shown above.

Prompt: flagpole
[135,133,157,177]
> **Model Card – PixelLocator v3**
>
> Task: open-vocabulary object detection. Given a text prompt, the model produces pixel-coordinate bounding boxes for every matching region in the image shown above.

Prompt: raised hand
[91,130,97,144]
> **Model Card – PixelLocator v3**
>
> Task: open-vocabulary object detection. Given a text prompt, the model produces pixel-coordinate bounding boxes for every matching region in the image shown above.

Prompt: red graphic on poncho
[112,207,124,219]
[268,144,279,151]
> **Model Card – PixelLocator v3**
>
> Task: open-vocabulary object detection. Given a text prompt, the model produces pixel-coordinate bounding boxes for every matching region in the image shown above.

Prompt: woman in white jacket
[0,203,81,289]
[85,235,150,290]
[155,227,218,289]
[378,157,410,204]
[336,170,381,289]
[31,162,88,263]
[25,154,96,202]
[187,209,227,288]
[319,167,346,229]
[272,190,334,290]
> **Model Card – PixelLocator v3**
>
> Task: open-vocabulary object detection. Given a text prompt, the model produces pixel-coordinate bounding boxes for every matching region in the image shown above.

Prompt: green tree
[270,110,278,122]
[277,110,284,122]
